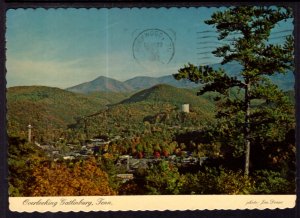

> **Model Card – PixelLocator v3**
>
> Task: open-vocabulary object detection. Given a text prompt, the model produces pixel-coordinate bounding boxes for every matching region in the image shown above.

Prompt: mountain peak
[149,83,173,90]
[66,76,133,93]
[94,75,119,81]
[120,83,205,106]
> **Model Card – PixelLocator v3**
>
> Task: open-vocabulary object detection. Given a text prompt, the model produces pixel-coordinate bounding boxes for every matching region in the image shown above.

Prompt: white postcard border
[9,195,296,212]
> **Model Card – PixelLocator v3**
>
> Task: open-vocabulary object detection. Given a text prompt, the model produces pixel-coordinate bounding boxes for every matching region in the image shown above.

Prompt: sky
[6,7,293,88]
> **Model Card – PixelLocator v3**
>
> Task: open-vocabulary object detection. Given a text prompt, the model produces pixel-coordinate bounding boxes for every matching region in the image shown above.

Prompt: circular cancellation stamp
[133,29,175,65]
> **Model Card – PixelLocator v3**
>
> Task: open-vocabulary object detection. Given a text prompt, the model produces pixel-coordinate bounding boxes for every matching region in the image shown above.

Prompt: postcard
[4,5,297,213]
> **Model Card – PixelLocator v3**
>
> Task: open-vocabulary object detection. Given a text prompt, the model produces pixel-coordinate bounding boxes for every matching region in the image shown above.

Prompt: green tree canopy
[174,6,294,175]
[145,161,184,194]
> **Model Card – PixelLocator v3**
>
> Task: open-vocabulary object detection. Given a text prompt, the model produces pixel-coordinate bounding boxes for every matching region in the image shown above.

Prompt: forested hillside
[120,84,211,109]
[7,84,215,141]
[7,86,127,140]
[69,84,215,139]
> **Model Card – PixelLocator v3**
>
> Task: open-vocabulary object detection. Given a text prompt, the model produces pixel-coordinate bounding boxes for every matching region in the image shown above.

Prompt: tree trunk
[244,81,251,176]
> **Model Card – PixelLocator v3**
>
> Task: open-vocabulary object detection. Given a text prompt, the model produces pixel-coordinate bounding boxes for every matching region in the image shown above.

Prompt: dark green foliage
[252,170,294,194]
[181,167,293,194]
[119,161,185,195]
[144,160,184,195]
[8,136,46,196]
[120,165,293,195]
[250,128,296,179]
[183,168,253,194]
[98,156,124,193]
[174,6,294,175]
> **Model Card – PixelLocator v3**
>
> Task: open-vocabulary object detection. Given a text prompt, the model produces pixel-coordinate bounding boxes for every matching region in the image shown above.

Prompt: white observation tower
[181,104,190,113]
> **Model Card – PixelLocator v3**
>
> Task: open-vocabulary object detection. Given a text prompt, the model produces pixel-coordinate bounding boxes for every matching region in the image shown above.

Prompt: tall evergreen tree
[174,6,294,175]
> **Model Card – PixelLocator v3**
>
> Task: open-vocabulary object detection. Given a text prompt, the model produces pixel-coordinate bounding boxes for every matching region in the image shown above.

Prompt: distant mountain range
[66,62,294,94]
[66,75,200,94]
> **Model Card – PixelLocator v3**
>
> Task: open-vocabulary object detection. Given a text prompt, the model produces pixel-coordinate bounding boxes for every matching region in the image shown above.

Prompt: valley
[7,73,296,196]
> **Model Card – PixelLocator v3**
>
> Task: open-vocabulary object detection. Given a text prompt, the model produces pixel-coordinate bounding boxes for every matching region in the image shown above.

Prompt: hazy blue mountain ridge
[66,62,294,94]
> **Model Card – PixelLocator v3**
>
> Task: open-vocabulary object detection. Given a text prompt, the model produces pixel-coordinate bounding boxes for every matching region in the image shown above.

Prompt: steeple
[28,124,32,143]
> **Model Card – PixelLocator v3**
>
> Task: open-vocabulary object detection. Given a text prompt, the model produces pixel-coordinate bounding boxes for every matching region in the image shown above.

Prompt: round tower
[181,104,190,113]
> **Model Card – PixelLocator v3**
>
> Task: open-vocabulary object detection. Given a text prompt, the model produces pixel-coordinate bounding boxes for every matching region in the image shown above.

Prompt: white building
[181,104,190,113]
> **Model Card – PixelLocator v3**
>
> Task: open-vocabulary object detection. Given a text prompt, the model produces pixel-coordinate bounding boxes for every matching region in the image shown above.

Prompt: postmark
[133,29,175,65]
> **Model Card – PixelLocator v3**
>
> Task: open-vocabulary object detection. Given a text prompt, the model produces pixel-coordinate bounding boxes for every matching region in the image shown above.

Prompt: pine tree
[174,6,294,175]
